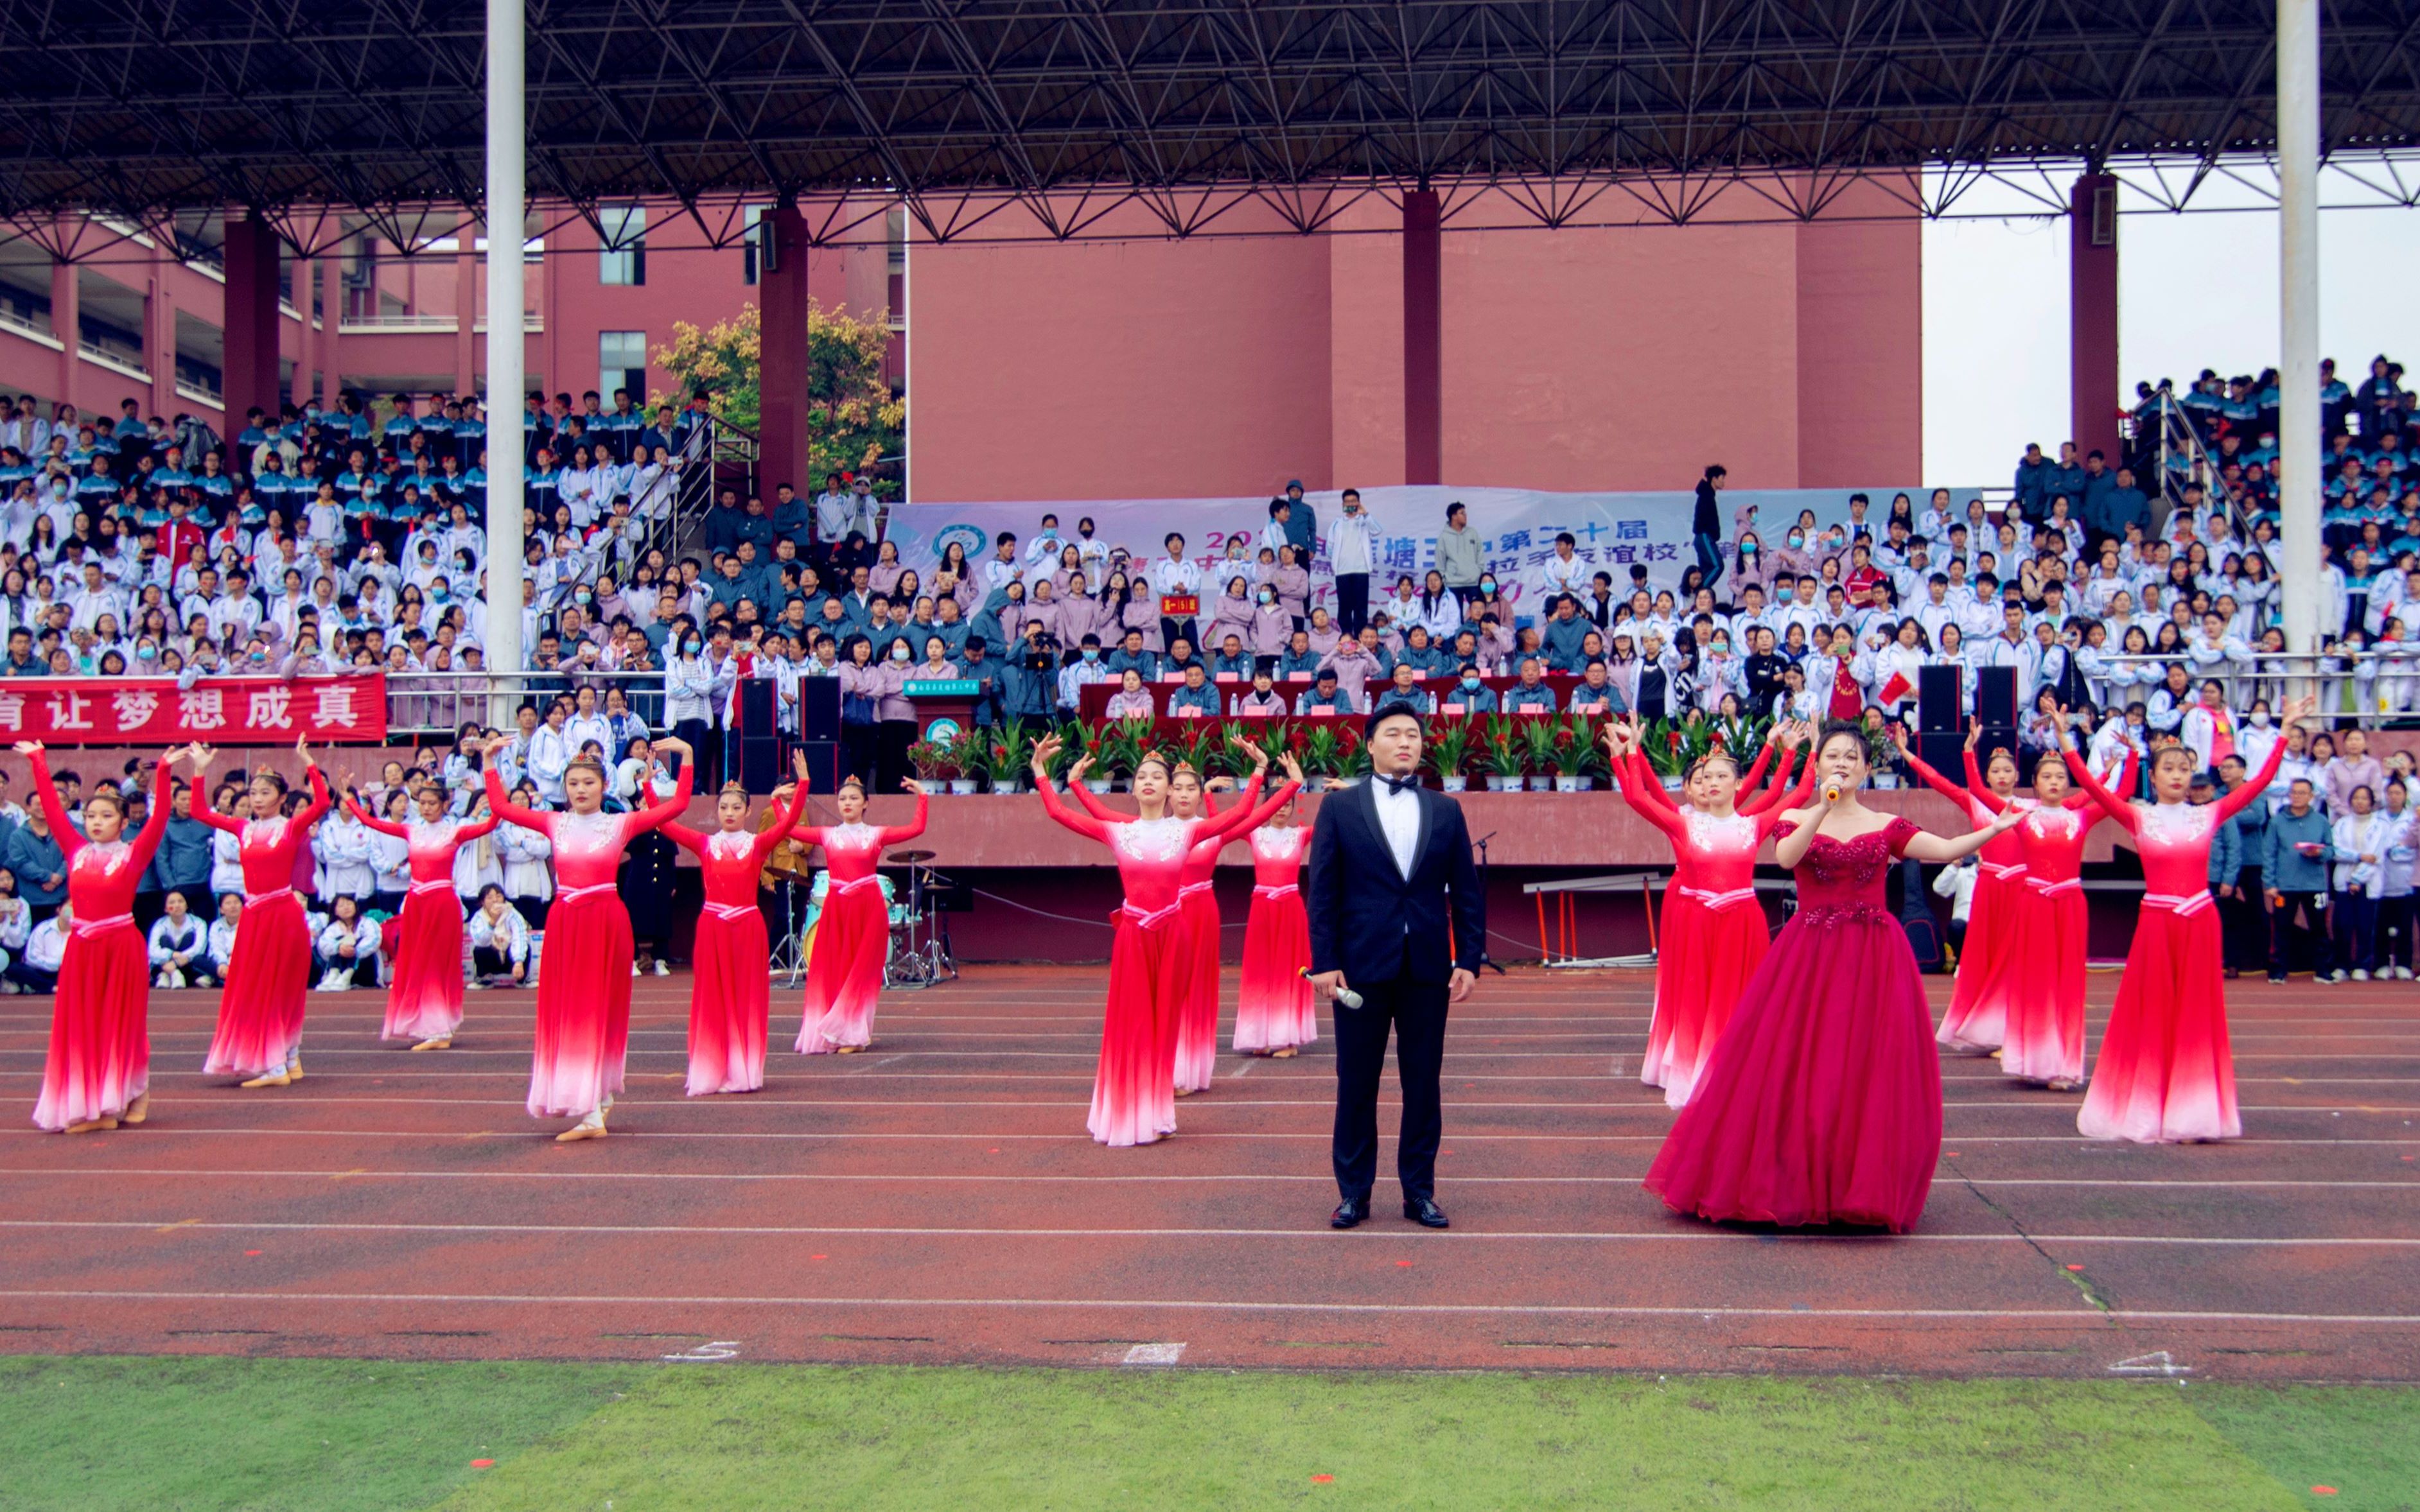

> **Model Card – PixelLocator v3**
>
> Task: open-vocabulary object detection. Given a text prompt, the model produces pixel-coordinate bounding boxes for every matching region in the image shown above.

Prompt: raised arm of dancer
[750,770,816,861]
[1035,770,1114,844]
[2059,743,2137,834]
[293,751,333,828]
[1065,765,1120,822]
[1611,749,1687,841]
[1234,769,1302,834]
[1737,734,1776,795]
[18,747,85,861]
[877,783,931,847]
[184,748,243,836]
[126,758,177,873]
[1886,726,1986,815]
[455,805,503,844]
[2216,700,2308,822]
[482,763,556,838]
[1737,744,1800,817]
[1896,806,2027,865]
[1753,747,1823,839]
[629,758,697,833]
[1192,768,1274,846]
[346,792,409,838]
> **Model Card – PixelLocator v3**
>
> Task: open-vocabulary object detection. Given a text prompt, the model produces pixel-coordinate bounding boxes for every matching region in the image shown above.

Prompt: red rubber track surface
[1,966,2415,1380]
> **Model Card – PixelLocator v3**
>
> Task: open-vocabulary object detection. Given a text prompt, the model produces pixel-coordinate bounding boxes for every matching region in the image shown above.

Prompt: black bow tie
[1377,774,1420,795]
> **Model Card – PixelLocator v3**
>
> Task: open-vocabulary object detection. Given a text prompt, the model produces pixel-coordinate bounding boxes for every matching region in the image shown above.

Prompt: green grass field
[0,1355,2410,1511]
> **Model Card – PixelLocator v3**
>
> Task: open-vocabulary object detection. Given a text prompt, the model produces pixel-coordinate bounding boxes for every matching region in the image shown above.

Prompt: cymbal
[886,849,939,865]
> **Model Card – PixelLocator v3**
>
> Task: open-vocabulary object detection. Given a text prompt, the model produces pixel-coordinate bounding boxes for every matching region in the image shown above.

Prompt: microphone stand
[1471,830,1507,975]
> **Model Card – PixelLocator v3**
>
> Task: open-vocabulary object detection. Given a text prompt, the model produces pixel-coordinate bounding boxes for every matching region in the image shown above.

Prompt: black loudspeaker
[1916,730,1967,778]
[1972,665,2019,765]
[1917,665,1963,733]
[798,678,842,743]
[738,678,776,733]
[740,734,780,791]
[794,740,841,792]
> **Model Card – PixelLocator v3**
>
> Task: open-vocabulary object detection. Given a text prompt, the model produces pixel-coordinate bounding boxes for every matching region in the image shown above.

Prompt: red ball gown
[1902,751,2022,1053]
[1232,822,1315,1054]
[482,765,694,1120]
[1645,815,1942,1233]
[2064,738,2285,1142]
[1035,778,1267,1145]
[789,794,927,1054]
[29,752,173,1130]
[196,767,331,1079]
[1615,747,1818,1107]
[346,800,500,1044]
[663,782,811,1094]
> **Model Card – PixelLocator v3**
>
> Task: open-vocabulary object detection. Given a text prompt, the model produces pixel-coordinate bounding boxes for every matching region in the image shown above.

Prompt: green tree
[651,302,904,492]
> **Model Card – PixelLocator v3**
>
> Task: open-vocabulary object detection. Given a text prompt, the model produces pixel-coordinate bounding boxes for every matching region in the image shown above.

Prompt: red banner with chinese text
[0,675,389,743]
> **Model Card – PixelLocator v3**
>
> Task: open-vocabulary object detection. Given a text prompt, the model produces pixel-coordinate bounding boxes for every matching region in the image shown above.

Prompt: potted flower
[1425,721,1473,792]
[1329,724,1369,788]
[1165,722,1220,785]
[1219,722,1286,784]
[906,737,956,789]
[1088,721,1135,792]
[1517,715,1563,791]
[986,719,1036,793]
[942,729,982,795]
[1644,718,1697,791]
[1866,715,1902,789]
[1478,717,1525,792]
[1563,715,1606,792]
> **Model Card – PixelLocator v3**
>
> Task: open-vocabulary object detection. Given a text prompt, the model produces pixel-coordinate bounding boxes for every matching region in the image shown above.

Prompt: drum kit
[881,849,958,989]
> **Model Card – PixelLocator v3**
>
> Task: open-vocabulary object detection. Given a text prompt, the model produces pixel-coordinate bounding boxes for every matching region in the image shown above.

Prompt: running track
[1,966,2414,1380]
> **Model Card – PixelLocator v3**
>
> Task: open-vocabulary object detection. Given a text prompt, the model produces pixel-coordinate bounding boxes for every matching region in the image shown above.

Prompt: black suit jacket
[1306,779,1486,987]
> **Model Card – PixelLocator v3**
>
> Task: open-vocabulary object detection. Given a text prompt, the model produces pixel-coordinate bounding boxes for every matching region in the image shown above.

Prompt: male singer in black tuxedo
[1307,702,1486,1230]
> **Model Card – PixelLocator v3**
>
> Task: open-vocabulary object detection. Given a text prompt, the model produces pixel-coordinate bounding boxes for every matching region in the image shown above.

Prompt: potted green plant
[1864,715,1902,789]
[1478,717,1525,792]
[986,719,1036,793]
[1298,724,1342,791]
[906,737,953,787]
[1643,717,1699,791]
[1563,715,1607,792]
[1425,721,1473,792]
[1517,715,1563,791]
[1165,722,1220,785]
[1087,720,1134,792]
[942,729,982,794]
[1218,722,1286,783]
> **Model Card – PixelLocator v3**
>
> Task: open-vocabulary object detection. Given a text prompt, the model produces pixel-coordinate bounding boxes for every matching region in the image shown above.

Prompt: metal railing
[2137,391,2262,544]
[383,668,673,740]
[2095,650,2414,727]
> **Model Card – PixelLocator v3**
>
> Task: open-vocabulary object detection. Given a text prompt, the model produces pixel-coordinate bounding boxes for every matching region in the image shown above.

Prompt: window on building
[600,331,647,404]
[742,205,766,286]
[599,205,646,286]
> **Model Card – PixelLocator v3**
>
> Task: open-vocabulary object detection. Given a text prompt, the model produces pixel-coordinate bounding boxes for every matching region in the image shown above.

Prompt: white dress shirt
[1371,774,1421,878]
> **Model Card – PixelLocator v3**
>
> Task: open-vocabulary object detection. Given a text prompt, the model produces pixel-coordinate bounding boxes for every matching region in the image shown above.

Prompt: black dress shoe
[1330,1197,1369,1229]
[1403,1196,1450,1229]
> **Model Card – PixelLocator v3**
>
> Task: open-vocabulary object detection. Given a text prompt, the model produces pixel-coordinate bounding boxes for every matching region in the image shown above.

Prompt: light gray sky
[1921,162,2420,489]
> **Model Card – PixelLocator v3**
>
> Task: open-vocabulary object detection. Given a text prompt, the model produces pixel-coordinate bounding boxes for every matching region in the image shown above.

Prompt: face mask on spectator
[891,645,911,662]
[1461,674,1480,691]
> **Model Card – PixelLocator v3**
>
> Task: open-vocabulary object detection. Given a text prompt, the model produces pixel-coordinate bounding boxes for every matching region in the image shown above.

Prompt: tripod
[1471,831,1509,975]
[766,876,811,985]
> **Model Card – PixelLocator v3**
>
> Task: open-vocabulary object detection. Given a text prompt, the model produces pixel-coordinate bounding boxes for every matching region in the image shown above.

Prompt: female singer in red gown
[1904,726,2139,1089]
[1069,765,1297,1091]
[1608,718,1818,1107]
[22,742,178,1132]
[1232,787,1317,1057]
[662,752,812,1094]
[2060,699,2310,1142]
[1899,728,2026,1054]
[1031,734,1279,1145]
[789,774,928,1055]
[480,733,695,1141]
[189,740,330,1088]
[344,779,501,1050]
[1645,722,2022,1233]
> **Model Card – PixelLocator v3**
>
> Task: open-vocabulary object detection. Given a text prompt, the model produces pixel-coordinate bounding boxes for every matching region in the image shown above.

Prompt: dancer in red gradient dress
[480,734,695,1140]
[1608,718,1818,1108]
[789,774,928,1055]
[1071,765,1302,1090]
[344,780,501,1050]
[22,743,178,1132]
[662,752,812,1094]
[2060,699,2310,1143]
[1232,790,1317,1057]
[1031,734,1272,1146]
[1900,729,2025,1054]
[1909,726,2140,1088]
[1645,722,2021,1233]
[189,740,330,1087]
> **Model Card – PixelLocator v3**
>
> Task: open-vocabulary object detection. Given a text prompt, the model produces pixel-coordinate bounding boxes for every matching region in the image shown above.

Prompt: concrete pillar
[146,241,177,417]
[758,199,815,509]
[485,0,527,713]
[2277,0,2322,672]
[1402,188,1443,487]
[318,254,343,407]
[49,253,78,410]
[455,213,478,395]
[2067,173,2121,467]
[221,213,283,435]
[292,255,313,410]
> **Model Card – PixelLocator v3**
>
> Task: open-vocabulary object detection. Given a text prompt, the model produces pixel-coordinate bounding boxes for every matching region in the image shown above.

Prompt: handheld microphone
[1302,968,1363,1010]
[1821,779,1844,804]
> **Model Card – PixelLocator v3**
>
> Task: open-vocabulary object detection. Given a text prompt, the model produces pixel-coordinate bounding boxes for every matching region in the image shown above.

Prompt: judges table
[1075,670,1595,720]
